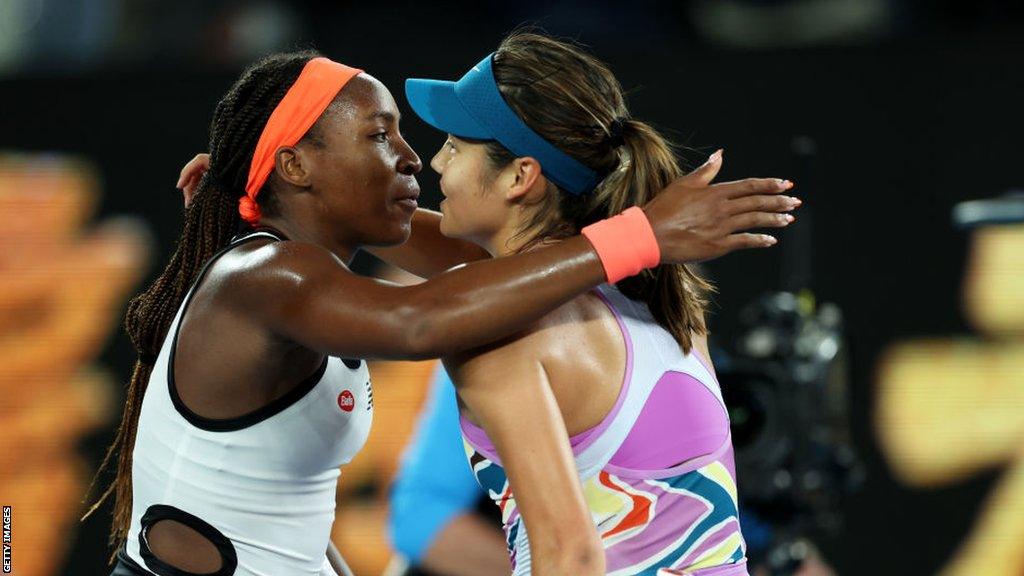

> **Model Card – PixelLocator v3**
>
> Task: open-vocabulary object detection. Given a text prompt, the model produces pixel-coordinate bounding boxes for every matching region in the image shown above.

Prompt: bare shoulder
[448,291,610,382]
[214,239,352,304]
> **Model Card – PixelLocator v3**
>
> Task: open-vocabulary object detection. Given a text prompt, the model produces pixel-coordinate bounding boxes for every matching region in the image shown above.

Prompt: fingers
[726,194,801,216]
[714,177,794,199]
[182,182,196,209]
[721,233,778,253]
[176,153,211,189]
[684,149,723,186]
[176,153,211,209]
[726,211,796,233]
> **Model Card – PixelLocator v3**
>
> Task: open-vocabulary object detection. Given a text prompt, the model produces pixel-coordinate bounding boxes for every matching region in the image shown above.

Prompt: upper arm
[228,241,429,360]
[446,336,599,557]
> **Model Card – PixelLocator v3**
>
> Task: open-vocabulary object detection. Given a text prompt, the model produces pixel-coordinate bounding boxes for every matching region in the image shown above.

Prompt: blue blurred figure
[388,366,508,576]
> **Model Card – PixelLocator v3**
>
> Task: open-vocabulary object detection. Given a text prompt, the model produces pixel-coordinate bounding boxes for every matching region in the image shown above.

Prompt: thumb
[685,149,723,186]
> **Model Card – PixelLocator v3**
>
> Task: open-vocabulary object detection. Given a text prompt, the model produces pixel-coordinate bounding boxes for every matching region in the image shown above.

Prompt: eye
[372,131,389,143]
[445,138,457,153]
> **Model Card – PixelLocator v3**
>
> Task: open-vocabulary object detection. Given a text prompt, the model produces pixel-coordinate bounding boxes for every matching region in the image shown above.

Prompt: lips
[393,181,420,211]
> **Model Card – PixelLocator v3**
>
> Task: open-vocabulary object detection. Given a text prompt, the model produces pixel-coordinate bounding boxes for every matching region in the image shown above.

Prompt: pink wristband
[581,206,661,283]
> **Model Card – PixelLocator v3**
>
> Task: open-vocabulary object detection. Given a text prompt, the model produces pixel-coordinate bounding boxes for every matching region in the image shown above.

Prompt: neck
[480,207,563,257]
[257,216,359,265]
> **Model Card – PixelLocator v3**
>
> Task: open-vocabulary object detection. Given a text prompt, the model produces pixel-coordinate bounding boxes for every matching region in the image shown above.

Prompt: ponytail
[486,31,714,352]
[595,119,713,353]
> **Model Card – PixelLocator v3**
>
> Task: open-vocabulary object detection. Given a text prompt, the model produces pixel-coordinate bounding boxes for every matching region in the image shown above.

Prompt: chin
[438,216,468,241]
[374,231,410,248]
[438,218,454,238]
[384,221,413,246]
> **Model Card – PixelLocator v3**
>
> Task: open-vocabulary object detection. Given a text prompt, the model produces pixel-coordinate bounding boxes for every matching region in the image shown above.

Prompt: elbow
[534,533,605,576]
[401,316,438,360]
[563,541,605,575]
[394,303,448,360]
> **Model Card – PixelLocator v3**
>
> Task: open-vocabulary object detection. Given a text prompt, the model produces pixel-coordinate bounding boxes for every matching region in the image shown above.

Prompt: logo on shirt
[337,390,355,412]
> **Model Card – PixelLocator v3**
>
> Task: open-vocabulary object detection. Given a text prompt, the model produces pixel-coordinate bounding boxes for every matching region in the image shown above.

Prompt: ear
[504,156,547,203]
[273,146,314,188]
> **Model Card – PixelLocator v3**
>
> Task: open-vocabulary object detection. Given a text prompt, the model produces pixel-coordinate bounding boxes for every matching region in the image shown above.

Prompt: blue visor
[405,53,602,196]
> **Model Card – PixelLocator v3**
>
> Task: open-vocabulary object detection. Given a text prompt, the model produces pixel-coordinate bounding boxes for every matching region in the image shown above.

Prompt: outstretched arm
[194,150,797,360]
[179,151,800,274]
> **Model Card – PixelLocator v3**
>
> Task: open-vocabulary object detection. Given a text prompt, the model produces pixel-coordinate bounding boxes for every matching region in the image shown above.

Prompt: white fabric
[125,232,372,575]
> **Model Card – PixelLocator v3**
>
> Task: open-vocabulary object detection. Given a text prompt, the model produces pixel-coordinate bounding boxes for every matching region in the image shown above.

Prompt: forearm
[257,236,604,361]
[419,513,511,576]
[392,235,605,359]
[367,208,490,278]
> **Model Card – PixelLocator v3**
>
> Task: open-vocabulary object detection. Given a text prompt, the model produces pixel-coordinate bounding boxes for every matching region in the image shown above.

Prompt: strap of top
[573,285,728,478]
[164,228,286,347]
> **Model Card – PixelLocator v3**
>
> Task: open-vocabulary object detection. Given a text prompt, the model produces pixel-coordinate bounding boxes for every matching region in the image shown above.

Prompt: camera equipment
[718,291,862,576]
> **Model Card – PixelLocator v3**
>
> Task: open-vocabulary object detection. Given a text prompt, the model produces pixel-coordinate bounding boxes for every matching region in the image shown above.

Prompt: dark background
[1,1,1022,574]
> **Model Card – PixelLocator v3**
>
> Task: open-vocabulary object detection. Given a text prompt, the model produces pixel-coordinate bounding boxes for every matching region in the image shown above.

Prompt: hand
[643,150,800,263]
[176,153,211,208]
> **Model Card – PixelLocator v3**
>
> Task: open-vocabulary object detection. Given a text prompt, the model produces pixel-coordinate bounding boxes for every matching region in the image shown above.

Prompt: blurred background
[0,1,1022,575]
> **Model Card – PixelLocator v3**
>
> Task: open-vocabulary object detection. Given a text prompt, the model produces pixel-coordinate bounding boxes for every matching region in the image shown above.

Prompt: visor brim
[405,78,493,140]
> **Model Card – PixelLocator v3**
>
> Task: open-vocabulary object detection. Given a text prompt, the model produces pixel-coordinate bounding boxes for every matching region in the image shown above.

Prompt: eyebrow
[366,110,399,123]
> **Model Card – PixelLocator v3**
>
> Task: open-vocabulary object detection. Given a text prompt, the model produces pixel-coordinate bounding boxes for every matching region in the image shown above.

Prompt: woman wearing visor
[153,47,795,575]
[402,33,779,576]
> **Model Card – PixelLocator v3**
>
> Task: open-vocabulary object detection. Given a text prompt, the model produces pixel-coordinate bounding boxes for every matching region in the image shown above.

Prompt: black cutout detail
[137,504,237,576]
[113,546,153,575]
[167,230,329,432]
[342,358,362,370]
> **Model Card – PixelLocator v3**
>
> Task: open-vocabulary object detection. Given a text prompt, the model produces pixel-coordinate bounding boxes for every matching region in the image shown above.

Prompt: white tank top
[122,230,373,576]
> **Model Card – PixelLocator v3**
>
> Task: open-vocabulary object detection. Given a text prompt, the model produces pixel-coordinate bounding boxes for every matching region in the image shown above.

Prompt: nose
[430,148,445,175]
[396,135,422,176]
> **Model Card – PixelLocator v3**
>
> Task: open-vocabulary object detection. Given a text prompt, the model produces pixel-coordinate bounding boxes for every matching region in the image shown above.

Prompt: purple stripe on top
[605,433,734,480]
[601,473,737,573]
[459,288,635,463]
[605,371,730,472]
[460,412,503,465]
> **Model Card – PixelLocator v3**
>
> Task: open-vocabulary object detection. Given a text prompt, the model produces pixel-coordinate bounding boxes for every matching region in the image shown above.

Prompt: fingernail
[784,214,795,223]
[788,196,802,207]
[764,235,777,245]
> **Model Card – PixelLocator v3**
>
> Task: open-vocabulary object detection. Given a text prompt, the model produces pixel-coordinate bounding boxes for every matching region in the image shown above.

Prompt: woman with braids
[397,33,788,575]
[101,48,796,576]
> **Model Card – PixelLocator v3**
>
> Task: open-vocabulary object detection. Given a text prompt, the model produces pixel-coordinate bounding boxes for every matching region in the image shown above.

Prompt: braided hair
[82,50,321,561]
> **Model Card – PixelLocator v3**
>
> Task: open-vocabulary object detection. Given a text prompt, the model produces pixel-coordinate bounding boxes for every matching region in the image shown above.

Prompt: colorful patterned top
[460,285,748,576]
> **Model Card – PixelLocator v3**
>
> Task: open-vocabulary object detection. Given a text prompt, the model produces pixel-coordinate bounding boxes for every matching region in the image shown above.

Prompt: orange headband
[242,57,363,223]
